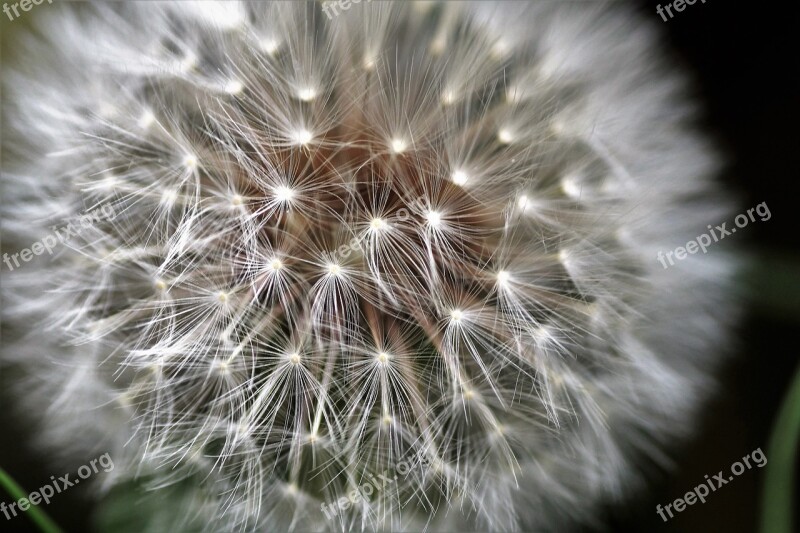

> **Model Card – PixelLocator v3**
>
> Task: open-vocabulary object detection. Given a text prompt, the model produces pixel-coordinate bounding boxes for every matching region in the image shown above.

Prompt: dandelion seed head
[2,2,739,532]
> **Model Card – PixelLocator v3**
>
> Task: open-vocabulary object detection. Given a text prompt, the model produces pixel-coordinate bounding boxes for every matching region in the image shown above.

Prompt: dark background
[602,1,800,532]
[2,1,799,532]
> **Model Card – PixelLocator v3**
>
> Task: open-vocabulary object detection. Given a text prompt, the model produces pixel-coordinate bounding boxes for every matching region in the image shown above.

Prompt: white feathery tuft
[1,1,739,531]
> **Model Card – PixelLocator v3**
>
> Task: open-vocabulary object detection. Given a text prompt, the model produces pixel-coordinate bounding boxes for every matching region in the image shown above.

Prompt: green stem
[0,466,63,533]
[760,362,800,533]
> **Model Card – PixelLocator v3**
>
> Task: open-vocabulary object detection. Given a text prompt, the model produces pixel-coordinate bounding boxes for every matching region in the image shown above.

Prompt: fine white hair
[1,1,739,531]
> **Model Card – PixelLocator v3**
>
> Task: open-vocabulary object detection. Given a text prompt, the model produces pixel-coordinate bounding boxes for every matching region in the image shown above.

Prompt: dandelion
[1,1,738,532]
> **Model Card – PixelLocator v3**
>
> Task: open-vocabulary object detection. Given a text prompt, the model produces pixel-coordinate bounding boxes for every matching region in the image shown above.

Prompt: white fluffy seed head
[1,2,738,532]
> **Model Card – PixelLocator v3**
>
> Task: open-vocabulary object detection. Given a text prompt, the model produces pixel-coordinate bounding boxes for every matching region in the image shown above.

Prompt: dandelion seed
[426,210,442,227]
[498,128,515,144]
[390,137,407,154]
[561,174,583,199]
[496,271,511,285]
[161,189,179,205]
[138,109,155,129]
[290,128,313,145]
[363,55,377,70]
[451,170,468,185]
[295,86,317,102]
[442,89,458,105]
[326,263,341,277]
[260,38,280,55]
[178,51,197,73]
[224,79,244,95]
[273,185,294,203]
[491,39,510,59]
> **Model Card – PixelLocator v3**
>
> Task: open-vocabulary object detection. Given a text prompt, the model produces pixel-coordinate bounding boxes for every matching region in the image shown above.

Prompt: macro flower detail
[1,1,738,531]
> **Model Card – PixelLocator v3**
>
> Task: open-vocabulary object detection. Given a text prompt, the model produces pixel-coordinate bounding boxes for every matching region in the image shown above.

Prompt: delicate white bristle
[1,2,738,532]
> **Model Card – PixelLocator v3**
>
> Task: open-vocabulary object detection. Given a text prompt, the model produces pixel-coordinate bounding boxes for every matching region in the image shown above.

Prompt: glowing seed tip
[224,79,243,95]
[492,40,510,59]
[274,186,295,202]
[561,174,582,199]
[260,38,280,54]
[291,129,313,145]
[296,87,317,101]
[390,138,407,154]
[498,128,515,144]
[426,210,442,226]
[161,189,178,203]
[138,110,155,129]
[452,170,468,185]
[178,52,197,72]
